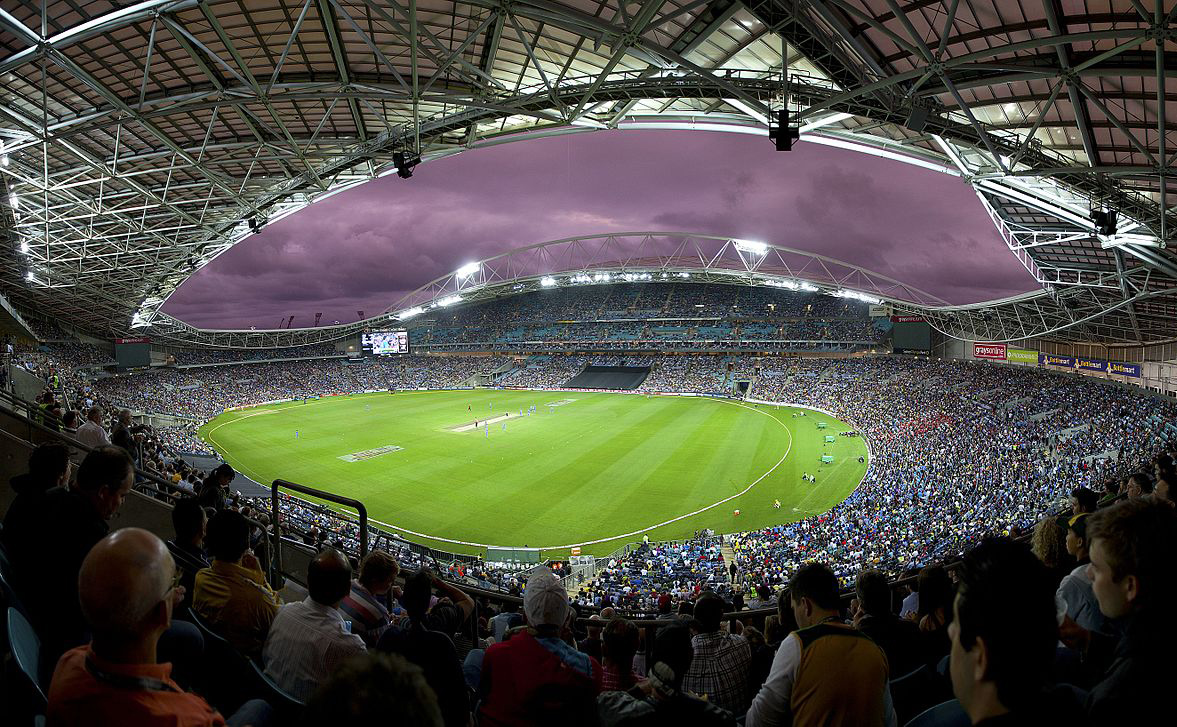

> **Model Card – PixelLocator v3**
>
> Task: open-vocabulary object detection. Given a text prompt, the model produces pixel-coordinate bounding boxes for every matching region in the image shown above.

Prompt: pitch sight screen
[361,330,409,355]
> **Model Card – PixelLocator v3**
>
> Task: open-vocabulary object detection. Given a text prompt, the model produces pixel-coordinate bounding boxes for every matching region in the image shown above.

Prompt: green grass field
[199,390,868,557]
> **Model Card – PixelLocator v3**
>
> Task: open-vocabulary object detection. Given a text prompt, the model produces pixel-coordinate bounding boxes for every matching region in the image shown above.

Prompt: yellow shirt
[193,560,281,656]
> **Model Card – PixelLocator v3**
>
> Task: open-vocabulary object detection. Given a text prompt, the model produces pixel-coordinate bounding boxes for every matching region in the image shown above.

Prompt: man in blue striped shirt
[339,550,401,647]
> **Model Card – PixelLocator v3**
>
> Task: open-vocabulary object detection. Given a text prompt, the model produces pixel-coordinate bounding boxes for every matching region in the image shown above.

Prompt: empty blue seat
[8,606,48,710]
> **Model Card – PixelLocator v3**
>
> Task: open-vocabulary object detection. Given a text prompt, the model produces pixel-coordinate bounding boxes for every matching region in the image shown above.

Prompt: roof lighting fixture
[437,294,462,307]
[1,154,8,167]
[799,282,818,292]
[592,272,611,282]
[8,193,18,208]
[571,274,592,284]
[397,306,423,320]
[833,288,882,304]
[19,239,29,254]
[456,262,480,279]
[677,272,691,279]
[734,239,768,256]
[540,276,557,287]
[393,150,420,179]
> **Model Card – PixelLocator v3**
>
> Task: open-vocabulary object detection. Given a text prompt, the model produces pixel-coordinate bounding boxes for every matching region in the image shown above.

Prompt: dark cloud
[164,130,1035,327]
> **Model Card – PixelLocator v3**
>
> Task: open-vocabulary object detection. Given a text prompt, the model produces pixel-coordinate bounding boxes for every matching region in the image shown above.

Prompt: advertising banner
[1005,348,1038,364]
[891,315,926,323]
[1077,358,1108,372]
[1041,354,1075,368]
[869,304,890,317]
[973,342,1007,360]
[1108,361,1141,377]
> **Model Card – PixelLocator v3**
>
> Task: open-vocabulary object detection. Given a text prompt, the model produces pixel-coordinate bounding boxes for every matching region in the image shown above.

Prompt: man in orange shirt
[47,528,271,726]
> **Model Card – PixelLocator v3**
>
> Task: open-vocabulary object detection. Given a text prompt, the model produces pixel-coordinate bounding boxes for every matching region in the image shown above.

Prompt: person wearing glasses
[47,528,272,726]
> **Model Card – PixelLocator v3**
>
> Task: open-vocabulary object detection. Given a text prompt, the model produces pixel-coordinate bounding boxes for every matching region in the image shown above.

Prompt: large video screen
[361,330,409,355]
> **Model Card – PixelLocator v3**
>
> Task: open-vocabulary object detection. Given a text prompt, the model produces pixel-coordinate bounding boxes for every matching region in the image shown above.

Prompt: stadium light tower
[733,239,768,256]
[456,262,481,280]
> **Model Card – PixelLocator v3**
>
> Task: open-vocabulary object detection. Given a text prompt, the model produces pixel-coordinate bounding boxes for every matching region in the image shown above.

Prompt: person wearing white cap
[478,566,602,726]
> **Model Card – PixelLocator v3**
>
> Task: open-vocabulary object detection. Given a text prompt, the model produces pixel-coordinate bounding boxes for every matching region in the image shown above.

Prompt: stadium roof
[1,0,1175,345]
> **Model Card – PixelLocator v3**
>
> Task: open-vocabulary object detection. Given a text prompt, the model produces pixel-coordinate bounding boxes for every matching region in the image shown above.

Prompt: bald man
[263,548,366,701]
[47,528,271,727]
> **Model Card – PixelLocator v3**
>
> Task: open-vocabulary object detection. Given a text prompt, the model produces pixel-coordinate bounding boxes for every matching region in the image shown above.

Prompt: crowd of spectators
[5,441,1174,727]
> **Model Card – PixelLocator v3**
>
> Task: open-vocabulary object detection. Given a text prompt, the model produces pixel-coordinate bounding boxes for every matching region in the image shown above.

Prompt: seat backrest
[0,567,28,614]
[8,606,48,707]
[905,698,970,727]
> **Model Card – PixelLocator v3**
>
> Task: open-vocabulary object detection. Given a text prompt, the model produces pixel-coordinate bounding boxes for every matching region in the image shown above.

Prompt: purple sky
[163,130,1036,329]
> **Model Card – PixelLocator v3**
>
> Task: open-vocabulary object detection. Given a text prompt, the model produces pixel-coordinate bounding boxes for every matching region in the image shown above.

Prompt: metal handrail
[271,478,369,574]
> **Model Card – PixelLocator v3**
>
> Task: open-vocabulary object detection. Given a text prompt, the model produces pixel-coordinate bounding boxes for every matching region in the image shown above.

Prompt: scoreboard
[361,330,409,355]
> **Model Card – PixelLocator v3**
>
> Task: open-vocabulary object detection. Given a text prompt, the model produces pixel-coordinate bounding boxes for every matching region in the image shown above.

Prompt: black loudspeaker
[1092,210,1118,236]
[905,106,930,133]
[768,109,800,151]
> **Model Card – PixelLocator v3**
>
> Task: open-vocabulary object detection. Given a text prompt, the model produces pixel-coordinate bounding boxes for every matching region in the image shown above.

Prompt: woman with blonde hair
[1030,515,1073,588]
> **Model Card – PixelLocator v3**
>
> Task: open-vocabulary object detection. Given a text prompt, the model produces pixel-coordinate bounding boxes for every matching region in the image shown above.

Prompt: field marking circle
[202,390,867,551]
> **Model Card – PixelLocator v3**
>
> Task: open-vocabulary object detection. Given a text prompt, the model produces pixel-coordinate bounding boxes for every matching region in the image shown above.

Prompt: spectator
[302,653,442,727]
[682,593,752,715]
[1055,513,1108,636]
[197,464,235,512]
[746,563,893,727]
[377,569,471,727]
[852,569,921,677]
[46,528,270,727]
[192,509,280,656]
[948,538,1067,725]
[578,614,604,661]
[1030,516,1073,588]
[489,601,521,642]
[4,445,133,657]
[3,442,72,553]
[598,623,736,726]
[339,550,400,647]
[167,498,210,616]
[1070,499,1177,722]
[1124,472,1153,499]
[62,409,80,435]
[111,409,139,457]
[1069,487,1098,515]
[1153,475,1173,504]
[600,617,641,692]
[479,565,601,726]
[263,548,366,701]
[912,565,954,668]
[75,405,110,449]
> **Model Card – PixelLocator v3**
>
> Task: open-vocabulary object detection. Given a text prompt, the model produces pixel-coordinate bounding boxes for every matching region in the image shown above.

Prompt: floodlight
[397,306,424,320]
[833,289,882,304]
[8,193,18,208]
[456,262,481,279]
[540,276,557,287]
[734,239,768,256]
[799,282,818,292]
[437,295,462,307]
[19,239,29,254]
[1,154,8,167]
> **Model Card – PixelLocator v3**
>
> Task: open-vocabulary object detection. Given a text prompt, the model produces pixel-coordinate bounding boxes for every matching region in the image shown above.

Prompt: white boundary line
[202,390,869,551]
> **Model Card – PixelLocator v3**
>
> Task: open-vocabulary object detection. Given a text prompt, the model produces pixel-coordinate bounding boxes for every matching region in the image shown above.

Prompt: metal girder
[1,0,1176,347]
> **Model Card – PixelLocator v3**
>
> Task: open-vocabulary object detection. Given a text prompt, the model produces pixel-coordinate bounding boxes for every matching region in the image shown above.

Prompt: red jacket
[478,630,602,727]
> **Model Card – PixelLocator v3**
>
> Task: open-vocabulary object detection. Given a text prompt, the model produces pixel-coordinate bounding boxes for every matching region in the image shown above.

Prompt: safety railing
[270,478,369,579]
